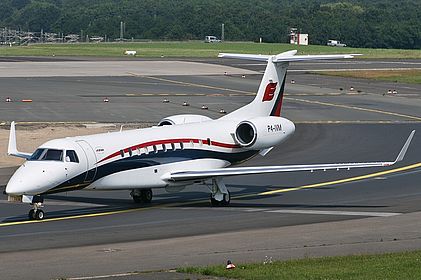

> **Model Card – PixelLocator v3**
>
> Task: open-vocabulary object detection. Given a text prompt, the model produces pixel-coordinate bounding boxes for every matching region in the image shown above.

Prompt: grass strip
[316,69,421,84]
[178,251,421,280]
[0,42,420,59]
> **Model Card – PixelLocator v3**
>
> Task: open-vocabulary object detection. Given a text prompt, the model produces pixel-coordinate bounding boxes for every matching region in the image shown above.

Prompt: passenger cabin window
[120,150,124,158]
[153,145,158,154]
[180,142,184,150]
[162,144,167,152]
[171,143,175,151]
[66,150,79,163]
[128,148,133,157]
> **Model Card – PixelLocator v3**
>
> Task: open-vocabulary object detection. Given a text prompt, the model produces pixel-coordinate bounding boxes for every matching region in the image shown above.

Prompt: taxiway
[0,57,420,279]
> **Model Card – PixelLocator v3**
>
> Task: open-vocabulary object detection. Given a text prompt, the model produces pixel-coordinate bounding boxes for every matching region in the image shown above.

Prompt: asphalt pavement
[0,57,420,279]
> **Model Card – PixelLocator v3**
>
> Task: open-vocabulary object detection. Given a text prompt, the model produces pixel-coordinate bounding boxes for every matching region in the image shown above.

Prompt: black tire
[35,210,44,220]
[210,196,221,207]
[221,192,231,206]
[132,195,142,203]
[210,191,230,207]
[28,209,35,220]
[141,189,153,203]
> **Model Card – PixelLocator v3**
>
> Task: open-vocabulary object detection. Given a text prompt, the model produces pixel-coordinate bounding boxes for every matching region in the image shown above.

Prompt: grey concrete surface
[0,60,257,77]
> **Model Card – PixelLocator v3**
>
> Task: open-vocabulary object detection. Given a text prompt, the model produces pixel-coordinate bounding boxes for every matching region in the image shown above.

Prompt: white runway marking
[175,207,401,217]
[265,209,401,217]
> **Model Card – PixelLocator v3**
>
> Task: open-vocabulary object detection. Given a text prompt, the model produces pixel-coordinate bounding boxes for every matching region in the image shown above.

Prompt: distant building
[289,28,308,46]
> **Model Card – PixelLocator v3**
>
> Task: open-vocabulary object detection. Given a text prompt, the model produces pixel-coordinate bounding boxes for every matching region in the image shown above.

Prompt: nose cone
[6,162,66,196]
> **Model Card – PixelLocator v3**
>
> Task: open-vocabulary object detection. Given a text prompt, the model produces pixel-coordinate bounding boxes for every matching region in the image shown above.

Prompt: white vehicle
[6,50,415,220]
[205,36,221,43]
[327,40,347,47]
[124,50,137,56]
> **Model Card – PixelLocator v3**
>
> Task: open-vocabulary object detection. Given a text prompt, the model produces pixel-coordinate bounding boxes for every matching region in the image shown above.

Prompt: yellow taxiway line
[286,97,421,122]
[1,162,420,227]
[137,76,421,122]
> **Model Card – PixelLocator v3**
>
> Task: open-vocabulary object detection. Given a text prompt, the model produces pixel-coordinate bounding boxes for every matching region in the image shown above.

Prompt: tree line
[0,0,420,49]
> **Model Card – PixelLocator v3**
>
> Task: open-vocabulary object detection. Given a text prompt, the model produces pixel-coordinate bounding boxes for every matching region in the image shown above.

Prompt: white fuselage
[6,117,295,196]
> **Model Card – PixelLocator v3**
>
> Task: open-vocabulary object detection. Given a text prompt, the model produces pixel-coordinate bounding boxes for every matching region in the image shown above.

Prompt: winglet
[7,121,32,159]
[395,130,415,163]
[7,121,17,156]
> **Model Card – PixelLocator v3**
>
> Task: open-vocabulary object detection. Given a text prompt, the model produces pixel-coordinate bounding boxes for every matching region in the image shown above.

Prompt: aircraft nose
[6,162,66,196]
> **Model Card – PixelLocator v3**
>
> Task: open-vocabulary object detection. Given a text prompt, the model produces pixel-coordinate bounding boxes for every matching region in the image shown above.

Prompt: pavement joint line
[285,97,421,121]
[1,162,420,228]
[264,209,401,217]
[143,75,253,94]
[67,272,141,280]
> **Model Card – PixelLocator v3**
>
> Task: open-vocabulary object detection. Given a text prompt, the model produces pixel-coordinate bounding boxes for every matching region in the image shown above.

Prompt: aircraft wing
[8,121,32,159]
[164,130,415,182]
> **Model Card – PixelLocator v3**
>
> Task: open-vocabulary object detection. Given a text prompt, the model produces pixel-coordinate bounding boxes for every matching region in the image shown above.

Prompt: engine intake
[234,117,295,150]
[235,121,256,147]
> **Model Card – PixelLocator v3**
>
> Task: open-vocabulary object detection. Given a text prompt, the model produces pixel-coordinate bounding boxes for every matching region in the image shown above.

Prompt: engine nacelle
[158,114,212,126]
[234,116,295,150]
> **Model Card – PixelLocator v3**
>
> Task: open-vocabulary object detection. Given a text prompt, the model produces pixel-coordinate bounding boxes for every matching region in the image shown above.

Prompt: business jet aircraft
[5,50,415,220]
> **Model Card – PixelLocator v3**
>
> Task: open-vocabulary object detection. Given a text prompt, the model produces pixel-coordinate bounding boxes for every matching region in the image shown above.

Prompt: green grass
[317,69,421,84]
[0,41,420,59]
[178,251,421,280]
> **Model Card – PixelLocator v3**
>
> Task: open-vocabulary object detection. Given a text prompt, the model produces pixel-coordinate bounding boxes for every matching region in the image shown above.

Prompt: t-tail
[219,50,361,120]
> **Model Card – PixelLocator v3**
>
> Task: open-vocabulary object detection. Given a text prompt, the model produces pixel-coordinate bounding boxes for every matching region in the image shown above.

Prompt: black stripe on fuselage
[45,148,258,194]
[270,72,287,116]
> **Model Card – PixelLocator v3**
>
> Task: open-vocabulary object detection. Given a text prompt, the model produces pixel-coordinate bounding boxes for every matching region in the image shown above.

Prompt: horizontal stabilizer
[165,130,415,182]
[218,51,361,63]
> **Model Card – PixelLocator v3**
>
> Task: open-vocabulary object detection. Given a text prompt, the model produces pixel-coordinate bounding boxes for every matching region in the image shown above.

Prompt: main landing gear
[210,178,230,207]
[130,189,153,204]
[28,196,45,220]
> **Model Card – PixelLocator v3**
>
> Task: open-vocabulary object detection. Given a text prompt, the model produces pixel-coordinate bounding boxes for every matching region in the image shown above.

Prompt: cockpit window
[29,148,64,161]
[29,149,46,161]
[41,149,63,161]
[66,150,79,163]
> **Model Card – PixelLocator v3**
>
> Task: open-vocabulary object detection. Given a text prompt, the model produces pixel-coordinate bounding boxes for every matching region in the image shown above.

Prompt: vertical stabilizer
[218,51,359,120]
[219,52,290,120]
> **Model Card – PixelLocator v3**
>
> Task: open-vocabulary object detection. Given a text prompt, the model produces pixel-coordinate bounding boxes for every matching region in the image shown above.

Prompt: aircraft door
[76,140,97,183]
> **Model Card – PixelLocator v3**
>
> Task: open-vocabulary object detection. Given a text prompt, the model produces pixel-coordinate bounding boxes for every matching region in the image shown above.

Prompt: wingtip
[395,130,415,162]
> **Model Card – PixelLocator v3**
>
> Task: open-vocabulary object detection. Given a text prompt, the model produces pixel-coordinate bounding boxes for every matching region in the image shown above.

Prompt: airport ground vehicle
[327,40,346,47]
[205,36,221,43]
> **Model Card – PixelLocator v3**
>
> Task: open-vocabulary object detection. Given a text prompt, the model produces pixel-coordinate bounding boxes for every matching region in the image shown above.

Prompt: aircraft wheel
[221,192,231,206]
[141,189,153,203]
[210,196,221,207]
[28,209,35,220]
[210,191,230,207]
[34,209,45,220]
[132,195,142,203]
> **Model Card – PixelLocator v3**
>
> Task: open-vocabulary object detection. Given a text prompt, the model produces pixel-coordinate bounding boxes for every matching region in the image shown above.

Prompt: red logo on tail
[262,82,278,102]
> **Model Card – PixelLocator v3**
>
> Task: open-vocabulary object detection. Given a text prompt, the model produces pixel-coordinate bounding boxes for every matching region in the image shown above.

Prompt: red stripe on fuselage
[97,138,240,164]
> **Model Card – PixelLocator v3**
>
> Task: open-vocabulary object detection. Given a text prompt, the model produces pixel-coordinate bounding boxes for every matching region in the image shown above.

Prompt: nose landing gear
[28,203,45,220]
[26,195,45,220]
